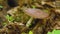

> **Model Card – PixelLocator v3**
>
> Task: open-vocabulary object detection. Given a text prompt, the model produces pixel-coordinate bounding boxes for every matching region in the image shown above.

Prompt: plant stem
[26,17,34,27]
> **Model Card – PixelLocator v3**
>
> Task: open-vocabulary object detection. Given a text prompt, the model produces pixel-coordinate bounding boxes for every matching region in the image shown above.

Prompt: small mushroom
[23,8,49,27]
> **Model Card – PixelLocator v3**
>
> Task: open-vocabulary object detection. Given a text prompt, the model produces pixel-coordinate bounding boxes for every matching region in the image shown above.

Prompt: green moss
[47,29,60,34]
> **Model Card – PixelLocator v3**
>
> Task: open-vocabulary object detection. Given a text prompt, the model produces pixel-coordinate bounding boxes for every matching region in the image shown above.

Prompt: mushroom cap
[23,8,49,19]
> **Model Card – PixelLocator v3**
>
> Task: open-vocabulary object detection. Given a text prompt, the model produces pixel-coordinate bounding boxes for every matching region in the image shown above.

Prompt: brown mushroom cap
[23,8,49,19]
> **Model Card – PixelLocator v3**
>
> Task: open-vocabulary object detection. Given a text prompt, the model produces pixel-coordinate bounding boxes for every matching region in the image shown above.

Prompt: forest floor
[0,0,60,34]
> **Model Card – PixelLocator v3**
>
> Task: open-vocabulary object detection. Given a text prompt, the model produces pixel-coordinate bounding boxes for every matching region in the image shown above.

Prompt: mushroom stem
[26,17,34,27]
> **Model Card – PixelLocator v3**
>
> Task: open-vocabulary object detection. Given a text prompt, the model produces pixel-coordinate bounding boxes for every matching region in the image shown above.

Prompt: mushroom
[23,8,49,19]
[22,8,49,27]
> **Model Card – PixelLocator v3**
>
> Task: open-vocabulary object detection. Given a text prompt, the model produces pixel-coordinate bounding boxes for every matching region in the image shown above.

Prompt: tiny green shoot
[32,5,36,8]
[29,31,33,34]
[0,5,3,8]
[6,15,14,22]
